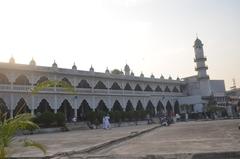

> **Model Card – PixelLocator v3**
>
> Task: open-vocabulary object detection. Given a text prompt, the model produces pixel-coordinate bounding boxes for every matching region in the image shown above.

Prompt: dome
[177,77,180,81]
[9,56,15,64]
[168,76,172,80]
[72,62,77,70]
[160,74,164,79]
[124,64,130,75]
[90,65,94,72]
[29,58,36,66]
[52,60,58,68]
[151,74,155,78]
[194,38,203,48]
[124,64,130,72]
[140,72,144,78]
[105,67,110,74]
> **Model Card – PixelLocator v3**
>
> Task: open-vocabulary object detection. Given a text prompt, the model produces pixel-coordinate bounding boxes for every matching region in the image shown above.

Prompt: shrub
[55,112,65,126]
[110,111,122,123]
[135,110,147,120]
[126,111,135,121]
[86,111,97,124]
[96,111,105,124]
[120,111,126,122]
[124,111,129,121]
[31,116,40,124]
[38,111,55,127]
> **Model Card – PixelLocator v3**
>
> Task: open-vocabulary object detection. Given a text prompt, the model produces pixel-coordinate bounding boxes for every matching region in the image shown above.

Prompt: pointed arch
[58,99,74,122]
[157,101,164,115]
[134,84,142,91]
[112,100,123,111]
[180,85,184,92]
[95,100,109,113]
[59,77,72,87]
[0,73,10,84]
[155,86,162,92]
[35,99,54,114]
[78,99,92,121]
[94,81,107,89]
[35,76,48,85]
[144,85,153,92]
[164,86,171,92]
[14,74,31,85]
[146,101,155,117]
[0,98,10,118]
[13,98,31,116]
[110,82,122,90]
[172,86,179,93]
[124,83,132,91]
[136,100,144,111]
[77,80,91,88]
[174,101,180,114]
[166,101,173,117]
[125,100,134,112]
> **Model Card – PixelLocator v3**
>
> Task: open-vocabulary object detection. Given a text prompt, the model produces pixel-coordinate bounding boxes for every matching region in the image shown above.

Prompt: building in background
[226,87,240,116]
[0,38,229,120]
[179,38,227,115]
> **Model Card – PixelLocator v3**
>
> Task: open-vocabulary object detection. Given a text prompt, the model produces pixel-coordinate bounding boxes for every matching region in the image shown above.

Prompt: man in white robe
[105,115,110,129]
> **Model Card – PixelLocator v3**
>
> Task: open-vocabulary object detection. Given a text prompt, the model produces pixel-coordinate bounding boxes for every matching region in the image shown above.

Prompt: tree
[0,80,74,158]
[111,69,122,75]
[0,112,46,158]
[206,95,218,119]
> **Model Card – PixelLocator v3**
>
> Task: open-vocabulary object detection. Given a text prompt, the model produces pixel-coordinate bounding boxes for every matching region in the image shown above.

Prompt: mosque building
[0,38,227,120]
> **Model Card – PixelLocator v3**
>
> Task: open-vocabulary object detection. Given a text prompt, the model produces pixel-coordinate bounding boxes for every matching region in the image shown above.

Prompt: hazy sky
[0,0,239,90]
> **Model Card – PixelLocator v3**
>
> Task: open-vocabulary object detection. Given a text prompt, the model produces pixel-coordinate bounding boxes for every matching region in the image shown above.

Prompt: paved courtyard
[10,119,240,158]
[11,124,157,158]
[88,119,240,157]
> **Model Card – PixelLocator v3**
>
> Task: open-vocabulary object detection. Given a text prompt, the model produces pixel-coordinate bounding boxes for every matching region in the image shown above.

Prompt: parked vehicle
[159,115,168,126]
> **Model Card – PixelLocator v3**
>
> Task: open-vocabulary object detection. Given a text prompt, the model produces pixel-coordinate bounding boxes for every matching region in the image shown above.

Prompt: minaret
[193,37,211,96]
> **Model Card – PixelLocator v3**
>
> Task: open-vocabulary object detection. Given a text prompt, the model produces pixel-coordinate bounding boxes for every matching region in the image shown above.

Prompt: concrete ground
[10,119,240,159]
[84,119,240,158]
[10,124,157,158]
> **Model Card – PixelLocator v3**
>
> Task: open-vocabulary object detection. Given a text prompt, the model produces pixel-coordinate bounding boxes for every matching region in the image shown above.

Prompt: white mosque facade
[0,38,227,120]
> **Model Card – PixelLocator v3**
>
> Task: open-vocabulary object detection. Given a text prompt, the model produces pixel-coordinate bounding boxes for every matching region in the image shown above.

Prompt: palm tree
[0,80,75,158]
[0,112,46,158]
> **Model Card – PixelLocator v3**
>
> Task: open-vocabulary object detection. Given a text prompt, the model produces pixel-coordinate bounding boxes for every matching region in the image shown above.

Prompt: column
[31,109,34,116]
[54,75,57,92]
[92,95,96,110]
[10,110,13,118]
[107,81,110,94]
[74,95,78,118]
[91,79,94,93]
[74,109,77,118]
[10,94,13,118]
[31,96,34,116]
[54,95,57,113]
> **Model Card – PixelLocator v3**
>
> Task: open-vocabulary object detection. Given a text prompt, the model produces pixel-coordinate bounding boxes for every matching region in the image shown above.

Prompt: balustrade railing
[13,85,32,91]
[93,89,108,94]
[109,89,123,94]
[0,84,184,96]
[75,88,92,93]
[0,84,11,90]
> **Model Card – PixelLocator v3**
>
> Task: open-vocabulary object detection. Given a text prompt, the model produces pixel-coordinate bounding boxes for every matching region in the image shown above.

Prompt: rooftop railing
[0,84,184,96]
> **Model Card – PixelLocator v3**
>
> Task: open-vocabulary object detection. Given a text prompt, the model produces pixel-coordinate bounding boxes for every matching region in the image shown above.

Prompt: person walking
[105,114,111,129]
[72,116,77,125]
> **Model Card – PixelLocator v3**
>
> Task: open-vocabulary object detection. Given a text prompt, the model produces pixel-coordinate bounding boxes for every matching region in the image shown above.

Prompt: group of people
[102,114,111,129]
